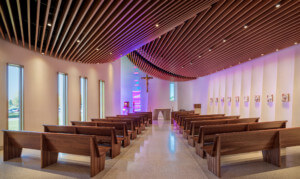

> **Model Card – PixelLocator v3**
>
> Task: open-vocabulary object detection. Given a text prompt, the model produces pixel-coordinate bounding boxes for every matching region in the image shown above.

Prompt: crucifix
[141,74,153,92]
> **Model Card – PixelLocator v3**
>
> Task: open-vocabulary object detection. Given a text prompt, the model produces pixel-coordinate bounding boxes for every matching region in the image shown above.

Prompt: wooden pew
[129,113,150,126]
[204,127,300,177]
[195,120,287,157]
[127,113,148,129]
[178,114,226,129]
[134,112,152,124]
[71,121,130,147]
[187,118,259,146]
[173,111,195,124]
[44,125,121,158]
[2,130,105,177]
[92,118,138,140]
[181,115,239,135]
[116,115,144,132]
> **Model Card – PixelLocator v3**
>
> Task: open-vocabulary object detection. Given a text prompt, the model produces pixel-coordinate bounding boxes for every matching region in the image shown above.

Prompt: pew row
[204,127,300,177]
[2,130,105,177]
[44,125,121,158]
[92,118,138,140]
[71,121,130,147]
[181,115,240,135]
[187,118,260,146]
[195,120,287,158]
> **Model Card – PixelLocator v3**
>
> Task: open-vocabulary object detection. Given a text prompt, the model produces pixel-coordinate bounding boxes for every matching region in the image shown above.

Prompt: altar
[153,108,171,120]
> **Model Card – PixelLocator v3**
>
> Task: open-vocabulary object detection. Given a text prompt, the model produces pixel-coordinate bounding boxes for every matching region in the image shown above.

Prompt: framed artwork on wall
[254,95,260,102]
[220,97,224,103]
[267,94,273,102]
[215,98,218,103]
[282,93,290,102]
[235,96,239,102]
[210,98,214,103]
[227,97,231,102]
[244,96,249,102]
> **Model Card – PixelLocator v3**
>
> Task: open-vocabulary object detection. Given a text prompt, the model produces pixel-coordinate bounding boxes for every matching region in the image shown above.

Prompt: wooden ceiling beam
[34,0,40,51]
[6,0,19,45]
[40,0,51,53]
[45,0,62,54]
[0,4,11,42]
[16,0,25,47]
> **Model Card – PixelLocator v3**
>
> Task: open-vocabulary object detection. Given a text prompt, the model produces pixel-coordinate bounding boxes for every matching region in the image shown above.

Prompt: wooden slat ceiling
[127,51,196,81]
[0,0,217,63]
[0,0,299,81]
[135,0,300,79]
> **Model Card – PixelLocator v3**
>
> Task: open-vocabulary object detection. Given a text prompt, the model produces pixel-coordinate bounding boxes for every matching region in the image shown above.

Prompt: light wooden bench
[92,118,138,140]
[44,125,121,158]
[187,118,259,146]
[181,115,240,135]
[204,127,300,177]
[195,120,286,158]
[2,130,106,177]
[71,121,130,147]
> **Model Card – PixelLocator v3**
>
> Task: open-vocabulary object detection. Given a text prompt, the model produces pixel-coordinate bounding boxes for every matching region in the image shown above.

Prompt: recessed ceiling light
[190,61,193,65]
[261,53,264,56]
[120,54,122,56]
[155,24,159,27]
[47,23,52,27]
[110,52,112,55]
[295,42,298,45]
[244,24,248,29]
[77,39,81,43]
[208,48,212,52]
[97,63,99,64]
[96,48,99,51]
[158,36,161,39]
[223,39,227,43]
[198,55,202,58]
[181,66,184,68]
[41,52,45,55]
[276,49,279,51]
[275,3,281,8]
[248,58,251,61]
[238,62,241,64]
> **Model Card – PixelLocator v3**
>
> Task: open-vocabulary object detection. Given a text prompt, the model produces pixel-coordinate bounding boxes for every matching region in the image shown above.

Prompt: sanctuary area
[0,0,300,178]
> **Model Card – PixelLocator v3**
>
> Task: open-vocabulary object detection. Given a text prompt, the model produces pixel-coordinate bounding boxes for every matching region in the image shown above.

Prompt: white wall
[0,39,121,147]
[178,44,300,127]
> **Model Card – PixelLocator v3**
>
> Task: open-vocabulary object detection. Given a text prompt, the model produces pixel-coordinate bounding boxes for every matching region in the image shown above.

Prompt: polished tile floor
[1,118,300,179]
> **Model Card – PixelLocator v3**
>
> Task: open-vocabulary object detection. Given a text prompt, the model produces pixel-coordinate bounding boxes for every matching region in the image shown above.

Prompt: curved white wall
[178,44,300,127]
[0,39,121,147]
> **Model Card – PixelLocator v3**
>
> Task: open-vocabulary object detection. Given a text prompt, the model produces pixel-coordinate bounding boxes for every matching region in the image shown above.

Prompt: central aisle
[100,119,207,179]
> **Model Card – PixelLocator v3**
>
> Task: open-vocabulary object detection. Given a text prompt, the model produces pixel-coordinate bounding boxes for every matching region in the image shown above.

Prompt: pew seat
[2,130,105,177]
[187,118,259,146]
[204,127,300,177]
[196,120,287,158]
[44,125,121,158]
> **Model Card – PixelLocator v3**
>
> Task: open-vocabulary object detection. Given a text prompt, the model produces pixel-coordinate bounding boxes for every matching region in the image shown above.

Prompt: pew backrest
[198,120,287,144]
[3,130,41,150]
[191,118,259,136]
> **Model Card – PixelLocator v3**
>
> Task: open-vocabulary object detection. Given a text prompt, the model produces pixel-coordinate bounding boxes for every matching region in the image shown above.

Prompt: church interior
[0,0,300,178]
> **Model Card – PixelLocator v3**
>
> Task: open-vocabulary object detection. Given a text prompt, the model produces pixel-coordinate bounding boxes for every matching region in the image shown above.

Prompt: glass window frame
[80,77,88,121]
[57,72,68,125]
[99,80,105,118]
[7,63,24,130]
[170,82,175,102]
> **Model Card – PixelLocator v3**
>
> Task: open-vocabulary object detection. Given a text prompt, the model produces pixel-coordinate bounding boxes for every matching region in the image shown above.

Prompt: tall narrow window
[58,73,68,125]
[170,82,175,101]
[99,80,105,118]
[80,77,88,121]
[7,64,24,130]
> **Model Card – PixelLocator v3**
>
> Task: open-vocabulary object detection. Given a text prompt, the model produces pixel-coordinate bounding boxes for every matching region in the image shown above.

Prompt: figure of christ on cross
[141,74,153,93]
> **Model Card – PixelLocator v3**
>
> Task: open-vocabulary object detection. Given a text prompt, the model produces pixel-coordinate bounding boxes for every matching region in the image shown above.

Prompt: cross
[141,74,153,93]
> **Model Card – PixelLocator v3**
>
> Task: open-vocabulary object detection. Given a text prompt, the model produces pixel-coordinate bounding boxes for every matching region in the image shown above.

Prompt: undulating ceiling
[0,0,299,81]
